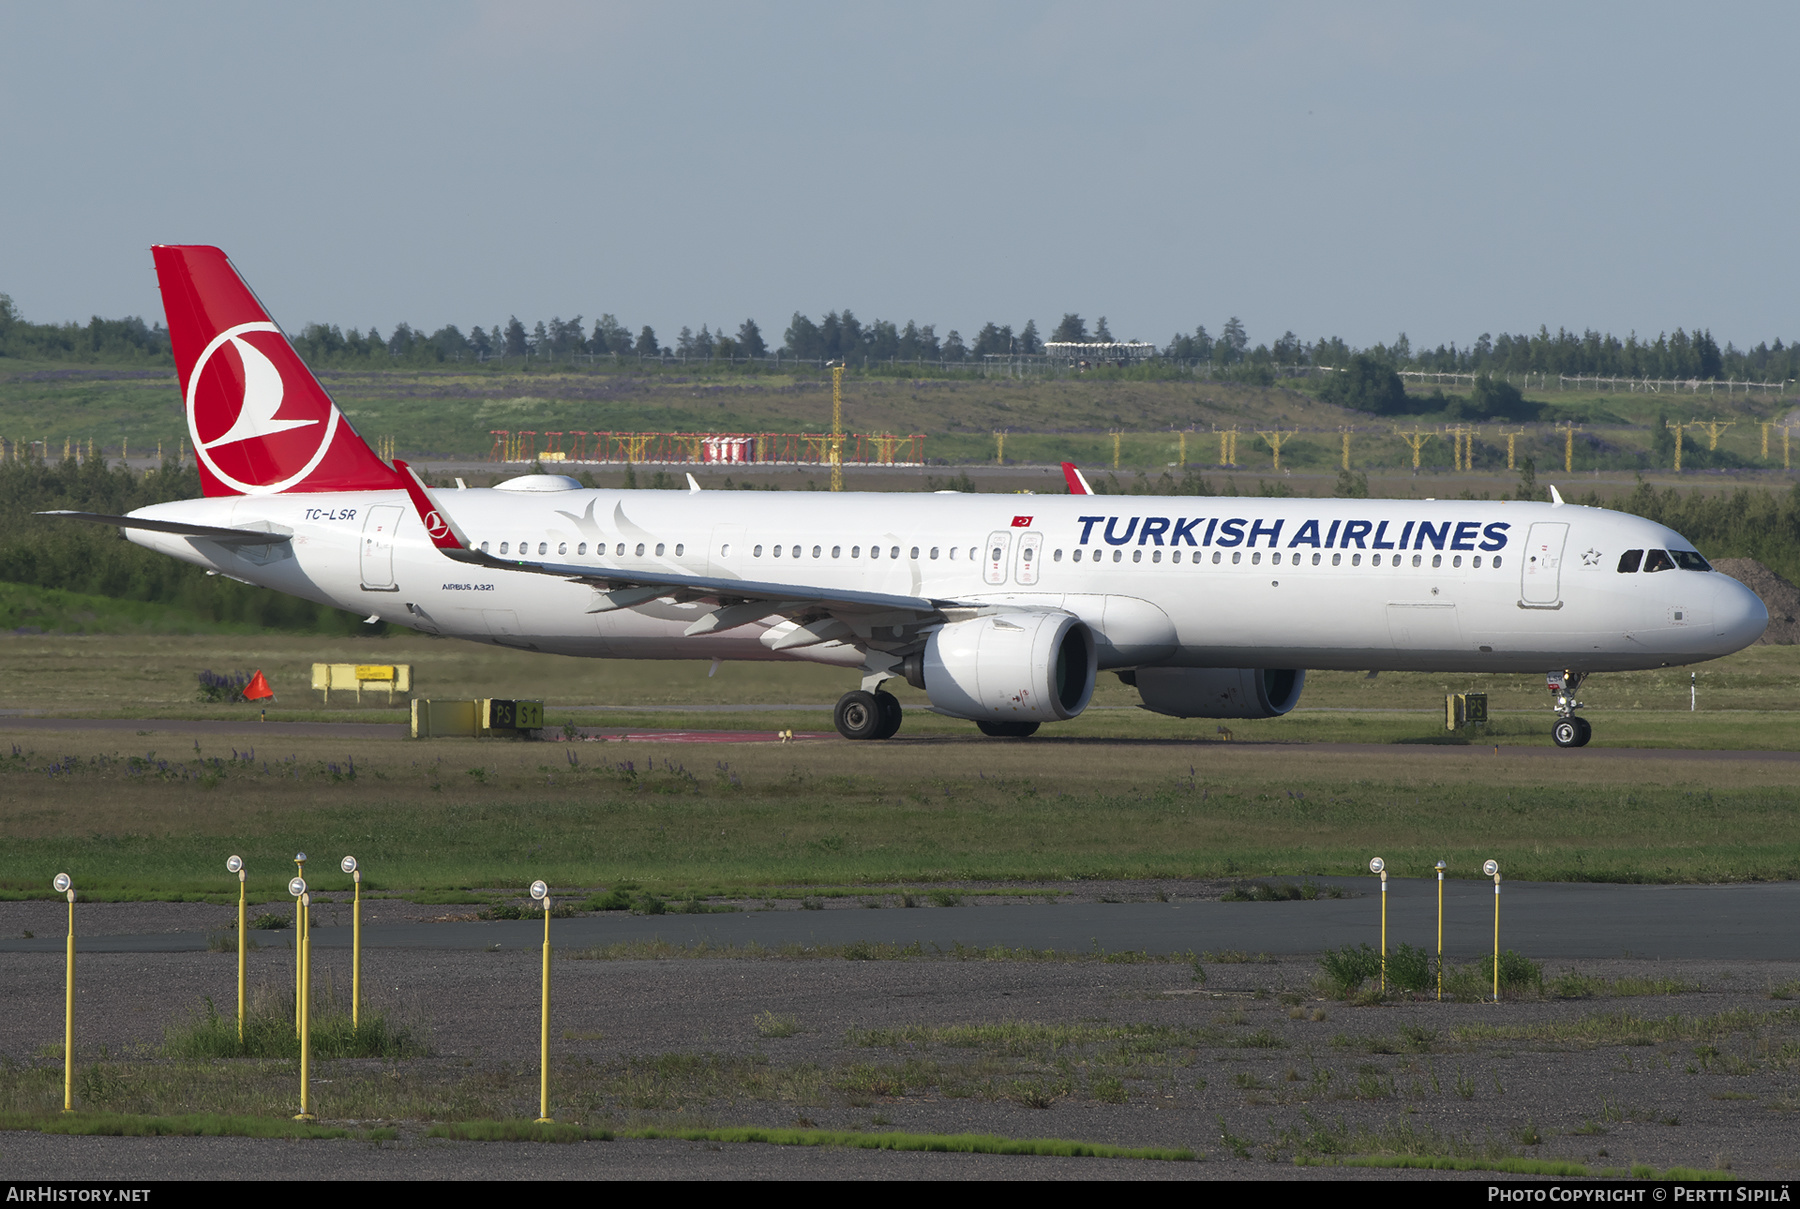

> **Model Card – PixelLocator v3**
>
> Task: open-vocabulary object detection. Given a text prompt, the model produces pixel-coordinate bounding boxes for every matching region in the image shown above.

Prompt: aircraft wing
[394,461,971,641]
[36,511,293,547]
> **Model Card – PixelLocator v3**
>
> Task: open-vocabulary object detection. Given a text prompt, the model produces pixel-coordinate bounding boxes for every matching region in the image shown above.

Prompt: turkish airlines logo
[1011,515,1033,528]
[423,510,451,541]
[186,322,341,494]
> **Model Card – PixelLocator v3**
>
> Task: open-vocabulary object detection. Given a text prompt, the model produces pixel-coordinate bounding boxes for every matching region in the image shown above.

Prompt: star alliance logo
[1580,548,1603,566]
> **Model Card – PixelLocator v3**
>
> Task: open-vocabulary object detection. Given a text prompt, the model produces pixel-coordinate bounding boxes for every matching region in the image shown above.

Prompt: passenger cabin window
[1642,549,1676,573]
[498,542,508,554]
[615,543,625,556]
[577,542,586,555]
[558,542,567,555]
[1618,550,1644,573]
[635,543,646,556]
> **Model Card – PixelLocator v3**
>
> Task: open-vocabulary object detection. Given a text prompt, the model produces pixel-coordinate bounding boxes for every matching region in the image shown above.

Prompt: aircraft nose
[1712,574,1768,652]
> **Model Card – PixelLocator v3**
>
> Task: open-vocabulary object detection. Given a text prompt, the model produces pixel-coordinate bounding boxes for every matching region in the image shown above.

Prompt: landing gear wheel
[873,691,903,739]
[976,720,1040,738]
[1571,716,1592,747]
[1552,718,1581,748]
[834,691,884,740]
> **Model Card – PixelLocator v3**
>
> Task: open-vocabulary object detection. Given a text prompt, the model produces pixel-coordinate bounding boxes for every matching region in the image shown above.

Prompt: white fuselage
[124,486,1768,675]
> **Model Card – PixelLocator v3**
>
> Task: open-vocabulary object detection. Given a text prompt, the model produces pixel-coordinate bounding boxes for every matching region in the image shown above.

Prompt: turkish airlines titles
[1071,515,1513,552]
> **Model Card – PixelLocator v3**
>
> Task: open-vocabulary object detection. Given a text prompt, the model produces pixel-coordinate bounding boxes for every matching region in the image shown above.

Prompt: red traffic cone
[243,670,275,702]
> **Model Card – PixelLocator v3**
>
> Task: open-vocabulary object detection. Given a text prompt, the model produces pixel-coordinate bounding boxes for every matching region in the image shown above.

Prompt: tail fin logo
[423,510,451,541]
[186,321,342,494]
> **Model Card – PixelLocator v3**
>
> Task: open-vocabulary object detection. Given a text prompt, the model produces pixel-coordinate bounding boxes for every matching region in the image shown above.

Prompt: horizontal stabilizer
[37,511,292,546]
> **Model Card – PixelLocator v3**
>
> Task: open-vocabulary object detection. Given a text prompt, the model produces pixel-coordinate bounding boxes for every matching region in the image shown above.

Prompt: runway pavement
[6,876,1796,962]
[4,715,1799,759]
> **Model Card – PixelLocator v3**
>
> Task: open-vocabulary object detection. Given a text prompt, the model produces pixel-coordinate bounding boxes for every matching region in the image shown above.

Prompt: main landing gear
[834,689,903,740]
[1547,669,1592,748]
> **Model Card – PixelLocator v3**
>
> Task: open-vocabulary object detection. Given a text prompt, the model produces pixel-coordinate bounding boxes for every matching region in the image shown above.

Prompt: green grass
[0,1111,353,1140]
[162,987,426,1061]
[1302,1154,1733,1179]
[426,1119,1194,1159]
[5,356,1790,475]
[3,722,1799,897]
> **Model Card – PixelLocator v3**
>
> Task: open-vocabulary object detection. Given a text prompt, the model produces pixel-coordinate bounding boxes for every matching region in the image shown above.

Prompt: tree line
[4,288,1796,385]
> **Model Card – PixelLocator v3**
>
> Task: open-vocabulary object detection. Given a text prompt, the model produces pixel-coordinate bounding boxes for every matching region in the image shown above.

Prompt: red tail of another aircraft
[153,245,400,497]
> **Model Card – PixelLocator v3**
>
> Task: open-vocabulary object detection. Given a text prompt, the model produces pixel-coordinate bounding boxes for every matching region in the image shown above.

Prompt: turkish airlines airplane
[47,247,1768,747]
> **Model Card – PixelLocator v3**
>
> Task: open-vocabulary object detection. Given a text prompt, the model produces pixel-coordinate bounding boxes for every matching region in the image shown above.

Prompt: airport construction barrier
[313,663,411,704]
[410,698,544,739]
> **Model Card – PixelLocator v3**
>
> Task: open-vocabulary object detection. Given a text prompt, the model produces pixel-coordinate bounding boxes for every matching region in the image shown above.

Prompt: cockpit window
[1641,549,1676,573]
[1671,550,1711,572]
[1617,550,1643,573]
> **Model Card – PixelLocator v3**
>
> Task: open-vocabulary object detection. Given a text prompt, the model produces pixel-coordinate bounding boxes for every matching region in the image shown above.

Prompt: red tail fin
[153,245,400,496]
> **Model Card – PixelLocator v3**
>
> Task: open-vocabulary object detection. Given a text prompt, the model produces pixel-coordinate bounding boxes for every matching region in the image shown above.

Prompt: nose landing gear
[1547,670,1592,748]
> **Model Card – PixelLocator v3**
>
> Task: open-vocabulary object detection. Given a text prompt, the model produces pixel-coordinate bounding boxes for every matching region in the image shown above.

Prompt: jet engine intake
[1131,667,1306,719]
[910,613,1097,723]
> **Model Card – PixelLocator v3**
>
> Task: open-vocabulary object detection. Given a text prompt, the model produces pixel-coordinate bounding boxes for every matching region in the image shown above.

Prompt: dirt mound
[1710,558,1799,645]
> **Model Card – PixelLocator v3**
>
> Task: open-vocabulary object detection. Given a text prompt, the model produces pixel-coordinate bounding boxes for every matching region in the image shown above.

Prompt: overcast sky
[3,2,1795,352]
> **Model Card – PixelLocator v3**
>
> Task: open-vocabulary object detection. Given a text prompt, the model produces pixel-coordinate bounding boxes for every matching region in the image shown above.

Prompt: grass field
[0,631,1791,732]
[0,637,1793,900]
[4,358,1794,476]
[1,717,1796,900]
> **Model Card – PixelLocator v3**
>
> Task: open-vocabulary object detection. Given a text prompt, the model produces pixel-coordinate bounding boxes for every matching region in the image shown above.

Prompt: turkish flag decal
[1011,515,1033,527]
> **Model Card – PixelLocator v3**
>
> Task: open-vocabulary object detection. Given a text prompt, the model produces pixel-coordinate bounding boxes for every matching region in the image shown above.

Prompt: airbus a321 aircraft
[46,247,1768,746]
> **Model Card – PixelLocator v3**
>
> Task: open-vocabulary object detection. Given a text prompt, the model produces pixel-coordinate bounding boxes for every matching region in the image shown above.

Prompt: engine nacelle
[1128,667,1306,719]
[907,613,1098,723]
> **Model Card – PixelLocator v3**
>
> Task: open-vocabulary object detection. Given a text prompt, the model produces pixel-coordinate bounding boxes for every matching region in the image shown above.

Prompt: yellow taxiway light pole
[1178,431,1186,468]
[290,876,313,1119]
[1501,428,1526,471]
[532,879,554,1123]
[829,364,845,492]
[292,853,307,1037]
[1256,429,1297,473]
[1692,418,1733,452]
[1484,860,1501,1002]
[994,432,1004,465]
[1113,431,1122,470]
[1669,420,1686,472]
[1370,857,1387,993]
[343,856,362,1028]
[55,873,75,1112]
[1435,860,1447,1002]
[1558,423,1583,473]
[1395,427,1434,473]
[227,856,246,1041]
[1341,427,1352,472]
